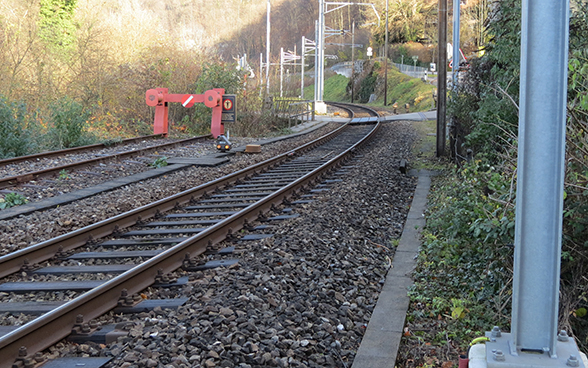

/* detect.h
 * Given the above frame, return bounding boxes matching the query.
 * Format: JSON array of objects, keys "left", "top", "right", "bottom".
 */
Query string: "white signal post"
[{"left": 280, "top": 48, "right": 302, "bottom": 97}]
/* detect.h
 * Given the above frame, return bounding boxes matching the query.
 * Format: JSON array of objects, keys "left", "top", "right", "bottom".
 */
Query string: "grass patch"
[
  {"left": 370, "top": 67, "right": 435, "bottom": 112},
  {"left": 303, "top": 73, "right": 351, "bottom": 102},
  {"left": 409, "top": 120, "right": 446, "bottom": 171},
  {"left": 302, "top": 66, "right": 435, "bottom": 114}
]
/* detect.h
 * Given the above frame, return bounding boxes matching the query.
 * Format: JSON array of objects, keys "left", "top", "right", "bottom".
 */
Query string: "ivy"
[
  {"left": 444, "top": 0, "right": 588, "bottom": 352},
  {"left": 448, "top": 0, "right": 521, "bottom": 162},
  {"left": 38, "top": 0, "right": 78, "bottom": 51},
  {"left": 408, "top": 161, "right": 515, "bottom": 350}
]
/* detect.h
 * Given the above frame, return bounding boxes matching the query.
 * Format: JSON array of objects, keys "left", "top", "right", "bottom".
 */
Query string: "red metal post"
[
  {"left": 146, "top": 88, "right": 169, "bottom": 136},
  {"left": 207, "top": 88, "right": 225, "bottom": 138}
]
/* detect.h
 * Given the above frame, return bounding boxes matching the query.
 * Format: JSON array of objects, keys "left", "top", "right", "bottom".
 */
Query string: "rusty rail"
[
  {"left": 0, "top": 135, "right": 211, "bottom": 189},
  {"left": 0, "top": 134, "right": 167, "bottom": 166},
  {"left": 0, "top": 104, "right": 380, "bottom": 366}
]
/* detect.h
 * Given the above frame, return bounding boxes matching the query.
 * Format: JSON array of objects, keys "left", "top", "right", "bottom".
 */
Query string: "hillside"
[{"left": 302, "top": 63, "right": 434, "bottom": 112}]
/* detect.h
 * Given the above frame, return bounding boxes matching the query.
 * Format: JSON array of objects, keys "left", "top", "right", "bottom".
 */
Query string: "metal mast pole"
[
  {"left": 384, "top": 0, "right": 388, "bottom": 106},
  {"left": 294, "top": 44, "right": 297, "bottom": 97},
  {"left": 317, "top": 0, "right": 325, "bottom": 102},
  {"left": 483, "top": 1, "right": 584, "bottom": 367},
  {"left": 436, "top": 0, "right": 447, "bottom": 157},
  {"left": 301, "top": 36, "right": 306, "bottom": 99},
  {"left": 512, "top": 0, "right": 569, "bottom": 355},
  {"left": 314, "top": 20, "right": 319, "bottom": 101},
  {"left": 259, "top": 53, "right": 263, "bottom": 95},
  {"left": 452, "top": 0, "right": 460, "bottom": 88},
  {"left": 266, "top": 0, "right": 271, "bottom": 95},
  {"left": 351, "top": 21, "right": 355, "bottom": 103}
]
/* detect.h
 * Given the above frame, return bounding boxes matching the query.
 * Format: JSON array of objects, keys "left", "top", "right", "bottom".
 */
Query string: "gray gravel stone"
[{"left": 9, "top": 120, "right": 418, "bottom": 367}]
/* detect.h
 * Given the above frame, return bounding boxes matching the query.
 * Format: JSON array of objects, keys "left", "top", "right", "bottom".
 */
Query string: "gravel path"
[{"left": 7, "top": 120, "right": 419, "bottom": 368}]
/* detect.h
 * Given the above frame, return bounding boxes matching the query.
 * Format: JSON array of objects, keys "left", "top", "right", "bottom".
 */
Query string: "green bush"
[
  {"left": 0, "top": 96, "right": 37, "bottom": 158},
  {"left": 358, "top": 72, "right": 377, "bottom": 103},
  {"left": 179, "top": 62, "right": 246, "bottom": 134},
  {"left": 47, "top": 97, "right": 96, "bottom": 149},
  {"left": 447, "top": 0, "right": 521, "bottom": 162},
  {"left": 409, "top": 160, "right": 515, "bottom": 349}
]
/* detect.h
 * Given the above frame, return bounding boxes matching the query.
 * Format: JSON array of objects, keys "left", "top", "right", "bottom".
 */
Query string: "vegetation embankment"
[
  {"left": 398, "top": 1, "right": 588, "bottom": 367},
  {"left": 303, "top": 64, "right": 435, "bottom": 112}
]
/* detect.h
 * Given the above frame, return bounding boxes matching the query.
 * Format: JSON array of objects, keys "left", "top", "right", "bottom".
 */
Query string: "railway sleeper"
[{"left": 0, "top": 120, "right": 378, "bottom": 367}]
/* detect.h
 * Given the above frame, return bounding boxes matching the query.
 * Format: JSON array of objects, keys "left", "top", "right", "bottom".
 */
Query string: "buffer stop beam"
[{"left": 145, "top": 88, "right": 236, "bottom": 140}]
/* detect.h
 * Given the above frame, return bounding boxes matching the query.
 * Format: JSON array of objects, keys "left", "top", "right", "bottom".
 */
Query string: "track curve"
[{"left": 0, "top": 114, "right": 382, "bottom": 367}]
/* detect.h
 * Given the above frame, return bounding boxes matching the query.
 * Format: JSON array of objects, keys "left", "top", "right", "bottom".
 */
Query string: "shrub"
[
  {"left": 0, "top": 96, "right": 37, "bottom": 158},
  {"left": 408, "top": 160, "right": 515, "bottom": 351},
  {"left": 46, "top": 97, "right": 97, "bottom": 149},
  {"left": 358, "top": 72, "right": 377, "bottom": 103}
]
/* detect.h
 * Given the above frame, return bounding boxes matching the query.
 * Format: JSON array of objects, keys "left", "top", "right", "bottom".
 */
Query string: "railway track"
[
  {"left": 326, "top": 102, "right": 381, "bottom": 122},
  {"left": 0, "top": 105, "right": 384, "bottom": 367},
  {"left": 0, "top": 134, "right": 211, "bottom": 190},
  {"left": 0, "top": 134, "right": 167, "bottom": 167}
]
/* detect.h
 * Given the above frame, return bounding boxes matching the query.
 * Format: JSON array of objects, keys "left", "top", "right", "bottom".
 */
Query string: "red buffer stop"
[{"left": 146, "top": 88, "right": 233, "bottom": 150}]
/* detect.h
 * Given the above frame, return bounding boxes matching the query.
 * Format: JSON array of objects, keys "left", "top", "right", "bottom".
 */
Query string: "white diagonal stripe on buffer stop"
[{"left": 182, "top": 95, "right": 194, "bottom": 107}]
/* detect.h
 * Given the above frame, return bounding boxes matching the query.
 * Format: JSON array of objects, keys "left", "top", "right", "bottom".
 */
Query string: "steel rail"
[
  {"left": 0, "top": 134, "right": 211, "bottom": 189},
  {"left": 326, "top": 101, "right": 380, "bottom": 119},
  {"left": 0, "top": 119, "right": 380, "bottom": 368},
  {"left": 0, "top": 124, "right": 348, "bottom": 279},
  {"left": 326, "top": 102, "right": 354, "bottom": 119},
  {"left": 0, "top": 134, "right": 168, "bottom": 166}
]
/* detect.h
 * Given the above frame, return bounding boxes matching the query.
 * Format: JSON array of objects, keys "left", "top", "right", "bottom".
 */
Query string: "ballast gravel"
[
  {"left": 0, "top": 126, "right": 336, "bottom": 255},
  {"left": 2, "top": 138, "right": 256, "bottom": 203},
  {"left": 2, "top": 120, "right": 418, "bottom": 367}
]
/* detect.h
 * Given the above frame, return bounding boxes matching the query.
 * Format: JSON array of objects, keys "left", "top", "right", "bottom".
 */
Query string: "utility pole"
[
  {"left": 384, "top": 0, "right": 388, "bottom": 106},
  {"left": 498, "top": 0, "right": 579, "bottom": 363},
  {"left": 259, "top": 53, "right": 263, "bottom": 96},
  {"left": 314, "top": 20, "right": 319, "bottom": 102},
  {"left": 317, "top": 0, "right": 325, "bottom": 106},
  {"left": 436, "top": 0, "right": 447, "bottom": 157},
  {"left": 316, "top": 1, "right": 379, "bottom": 112},
  {"left": 479, "top": 1, "right": 586, "bottom": 367},
  {"left": 301, "top": 36, "right": 306, "bottom": 99}
]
